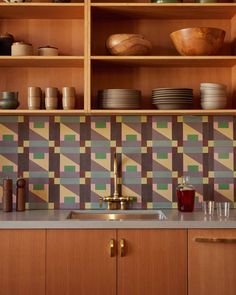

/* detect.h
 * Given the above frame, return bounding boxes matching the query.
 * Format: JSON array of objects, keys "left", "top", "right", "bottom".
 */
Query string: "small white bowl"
[
  {"left": 200, "top": 89, "right": 226, "bottom": 95},
  {"left": 201, "top": 97, "right": 227, "bottom": 103},
  {"left": 201, "top": 101, "right": 226, "bottom": 109},
  {"left": 200, "top": 83, "right": 226, "bottom": 89}
]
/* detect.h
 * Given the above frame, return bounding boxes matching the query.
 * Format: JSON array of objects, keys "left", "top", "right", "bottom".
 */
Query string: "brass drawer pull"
[
  {"left": 110, "top": 239, "right": 115, "bottom": 257},
  {"left": 194, "top": 237, "right": 236, "bottom": 244},
  {"left": 120, "top": 239, "right": 125, "bottom": 257}
]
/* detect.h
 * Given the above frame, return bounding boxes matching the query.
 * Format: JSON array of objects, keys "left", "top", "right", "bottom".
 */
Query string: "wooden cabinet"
[
  {"left": 117, "top": 229, "right": 187, "bottom": 295},
  {"left": 0, "top": 229, "right": 45, "bottom": 295},
  {"left": 188, "top": 229, "right": 236, "bottom": 295},
  {"left": 46, "top": 229, "right": 116, "bottom": 295},
  {"left": 46, "top": 229, "right": 187, "bottom": 295}
]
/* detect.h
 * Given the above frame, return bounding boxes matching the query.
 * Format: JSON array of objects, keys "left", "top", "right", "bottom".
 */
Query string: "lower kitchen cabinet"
[
  {"left": 188, "top": 229, "right": 236, "bottom": 295},
  {"left": 117, "top": 230, "right": 187, "bottom": 295},
  {"left": 46, "top": 229, "right": 117, "bottom": 295},
  {"left": 46, "top": 229, "right": 187, "bottom": 295},
  {"left": 0, "top": 229, "right": 46, "bottom": 295}
]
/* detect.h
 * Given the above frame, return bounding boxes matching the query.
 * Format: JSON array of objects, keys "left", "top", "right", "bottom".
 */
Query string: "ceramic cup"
[
  {"left": 62, "top": 87, "right": 76, "bottom": 110},
  {"left": 45, "top": 87, "right": 58, "bottom": 110},
  {"left": 27, "top": 87, "right": 42, "bottom": 110},
  {"left": 38, "top": 46, "right": 58, "bottom": 56},
  {"left": 11, "top": 42, "right": 33, "bottom": 56}
]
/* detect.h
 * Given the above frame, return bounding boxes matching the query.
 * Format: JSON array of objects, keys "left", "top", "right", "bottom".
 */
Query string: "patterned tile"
[{"left": 0, "top": 115, "right": 236, "bottom": 209}]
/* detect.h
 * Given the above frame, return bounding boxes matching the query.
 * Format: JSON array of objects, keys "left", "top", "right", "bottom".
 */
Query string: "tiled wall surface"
[{"left": 0, "top": 115, "right": 235, "bottom": 209}]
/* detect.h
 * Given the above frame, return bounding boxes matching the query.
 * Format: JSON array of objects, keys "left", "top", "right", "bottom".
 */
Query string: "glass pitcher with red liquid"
[{"left": 176, "top": 176, "right": 195, "bottom": 212}]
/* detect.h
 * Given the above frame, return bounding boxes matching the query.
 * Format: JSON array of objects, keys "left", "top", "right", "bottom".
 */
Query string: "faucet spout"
[{"left": 99, "top": 152, "right": 134, "bottom": 210}]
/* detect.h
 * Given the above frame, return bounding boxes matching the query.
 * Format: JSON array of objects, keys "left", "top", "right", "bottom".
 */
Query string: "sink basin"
[{"left": 67, "top": 211, "right": 166, "bottom": 221}]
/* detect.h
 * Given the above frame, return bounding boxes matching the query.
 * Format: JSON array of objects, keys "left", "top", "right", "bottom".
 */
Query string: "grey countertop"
[{"left": 0, "top": 209, "right": 236, "bottom": 229}]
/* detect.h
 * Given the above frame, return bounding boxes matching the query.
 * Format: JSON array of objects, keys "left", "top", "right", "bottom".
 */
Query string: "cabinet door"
[
  {"left": 0, "top": 229, "right": 45, "bottom": 295},
  {"left": 189, "top": 229, "right": 236, "bottom": 295},
  {"left": 117, "top": 229, "right": 187, "bottom": 295},
  {"left": 46, "top": 229, "right": 116, "bottom": 295}
]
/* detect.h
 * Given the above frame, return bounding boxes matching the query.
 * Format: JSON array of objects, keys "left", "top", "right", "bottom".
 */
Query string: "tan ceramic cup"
[
  {"left": 11, "top": 42, "right": 33, "bottom": 56},
  {"left": 62, "top": 87, "right": 76, "bottom": 110},
  {"left": 27, "top": 87, "right": 42, "bottom": 110},
  {"left": 45, "top": 87, "right": 58, "bottom": 110},
  {"left": 38, "top": 46, "right": 58, "bottom": 56}
]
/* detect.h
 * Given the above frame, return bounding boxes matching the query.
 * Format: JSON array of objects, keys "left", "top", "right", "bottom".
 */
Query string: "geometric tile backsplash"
[{"left": 0, "top": 115, "right": 235, "bottom": 209}]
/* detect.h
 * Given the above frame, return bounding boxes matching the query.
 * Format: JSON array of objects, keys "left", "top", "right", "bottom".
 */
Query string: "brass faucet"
[{"left": 100, "top": 153, "right": 133, "bottom": 210}]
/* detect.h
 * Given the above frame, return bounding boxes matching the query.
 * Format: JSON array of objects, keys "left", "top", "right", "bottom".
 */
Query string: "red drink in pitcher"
[{"left": 176, "top": 177, "right": 195, "bottom": 212}]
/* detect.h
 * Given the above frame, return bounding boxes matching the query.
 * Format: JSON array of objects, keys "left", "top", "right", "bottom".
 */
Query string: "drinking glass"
[
  {"left": 202, "top": 201, "right": 215, "bottom": 216},
  {"left": 216, "top": 202, "right": 230, "bottom": 219}
]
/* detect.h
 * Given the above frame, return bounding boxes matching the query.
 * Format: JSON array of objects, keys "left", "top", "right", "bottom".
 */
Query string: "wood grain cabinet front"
[
  {"left": 0, "top": 229, "right": 46, "bottom": 295},
  {"left": 188, "top": 229, "right": 236, "bottom": 295},
  {"left": 46, "top": 229, "right": 187, "bottom": 295}
]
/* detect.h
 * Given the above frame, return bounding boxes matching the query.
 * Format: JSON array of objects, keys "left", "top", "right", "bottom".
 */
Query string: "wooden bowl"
[
  {"left": 170, "top": 27, "right": 226, "bottom": 56},
  {"left": 106, "top": 34, "right": 152, "bottom": 56}
]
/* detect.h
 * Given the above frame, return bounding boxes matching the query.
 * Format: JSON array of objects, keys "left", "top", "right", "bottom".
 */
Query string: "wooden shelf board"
[
  {"left": 0, "top": 56, "right": 84, "bottom": 67},
  {"left": 0, "top": 3, "right": 84, "bottom": 19},
  {"left": 91, "top": 56, "right": 236, "bottom": 67},
  {"left": 0, "top": 109, "right": 86, "bottom": 116},
  {"left": 90, "top": 109, "right": 236, "bottom": 115},
  {"left": 91, "top": 3, "right": 236, "bottom": 19}
]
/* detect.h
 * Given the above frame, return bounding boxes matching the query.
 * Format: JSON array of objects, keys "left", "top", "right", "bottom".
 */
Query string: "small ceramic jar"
[
  {"left": 62, "top": 87, "right": 76, "bottom": 110},
  {"left": 0, "top": 92, "right": 19, "bottom": 109},
  {"left": 45, "top": 87, "right": 58, "bottom": 110},
  {"left": 38, "top": 46, "right": 58, "bottom": 56},
  {"left": 11, "top": 42, "right": 33, "bottom": 56},
  {"left": 0, "top": 33, "right": 14, "bottom": 55},
  {"left": 27, "top": 87, "right": 42, "bottom": 110}
]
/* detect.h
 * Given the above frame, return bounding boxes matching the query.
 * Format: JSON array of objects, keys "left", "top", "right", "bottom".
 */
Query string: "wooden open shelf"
[
  {"left": 0, "top": 56, "right": 84, "bottom": 67},
  {"left": 91, "top": 56, "right": 236, "bottom": 67},
  {"left": 0, "top": 110, "right": 86, "bottom": 116},
  {"left": 91, "top": 3, "right": 236, "bottom": 20},
  {"left": 0, "top": 3, "right": 84, "bottom": 19},
  {"left": 0, "top": 3, "right": 236, "bottom": 116},
  {"left": 90, "top": 109, "right": 236, "bottom": 116}
]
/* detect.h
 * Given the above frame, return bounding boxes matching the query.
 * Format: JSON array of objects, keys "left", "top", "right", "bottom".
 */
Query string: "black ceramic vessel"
[{"left": 0, "top": 33, "right": 14, "bottom": 56}]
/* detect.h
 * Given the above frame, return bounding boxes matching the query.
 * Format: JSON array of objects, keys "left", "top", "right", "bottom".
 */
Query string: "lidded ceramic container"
[
  {"left": 11, "top": 41, "right": 33, "bottom": 56},
  {"left": 0, "top": 33, "right": 14, "bottom": 55},
  {"left": 38, "top": 46, "right": 58, "bottom": 56}
]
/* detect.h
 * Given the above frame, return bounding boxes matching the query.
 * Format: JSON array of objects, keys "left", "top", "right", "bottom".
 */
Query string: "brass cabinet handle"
[
  {"left": 120, "top": 239, "right": 125, "bottom": 257},
  {"left": 194, "top": 237, "right": 236, "bottom": 244},
  {"left": 110, "top": 239, "right": 115, "bottom": 257}
]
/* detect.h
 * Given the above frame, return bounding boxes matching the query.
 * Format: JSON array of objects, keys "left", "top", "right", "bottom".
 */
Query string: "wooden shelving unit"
[{"left": 1, "top": 2, "right": 236, "bottom": 115}]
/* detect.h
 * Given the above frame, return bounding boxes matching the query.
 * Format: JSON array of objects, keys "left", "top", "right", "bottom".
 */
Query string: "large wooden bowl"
[
  {"left": 106, "top": 34, "right": 152, "bottom": 56},
  {"left": 170, "top": 27, "right": 226, "bottom": 56}
]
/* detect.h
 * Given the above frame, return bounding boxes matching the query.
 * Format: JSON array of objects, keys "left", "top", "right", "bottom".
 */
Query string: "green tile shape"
[
  {"left": 157, "top": 183, "right": 168, "bottom": 190},
  {"left": 33, "top": 184, "right": 44, "bottom": 190},
  {"left": 33, "top": 152, "right": 44, "bottom": 159},
  {"left": 95, "top": 183, "right": 106, "bottom": 190},
  {"left": 218, "top": 183, "right": 229, "bottom": 190},
  {"left": 34, "top": 122, "right": 44, "bottom": 128},
  {"left": 157, "top": 122, "right": 167, "bottom": 128},
  {"left": 218, "top": 122, "right": 228, "bottom": 128},
  {"left": 2, "top": 166, "right": 14, "bottom": 173},
  {"left": 188, "top": 165, "right": 199, "bottom": 172},
  {"left": 64, "top": 135, "right": 75, "bottom": 141},
  {"left": 187, "top": 135, "right": 198, "bottom": 141},
  {"left": 64, "top": 196, "right": 76, "bottom": 204},
  {"left": 64, "top": 166, "right": 76, "bottom": 172},
  {"left": 126, "top": 134, "right": 137, "bottom": 141},
  {"left": 95, "top": 122, "right": 106, "bottom": 128},
  {"left": 95, "top": 152, "right": 106, "bottom": 159},
  {"left": 3, "top": 135, "right": 14, "bottom": 141},
  {"left": 126, "top": 165, "right": 137, "bottom": 172},
  {"left": 218, "top": 152, "right": 229, "bottom": 159},
  {"left": 157, "top": 152, "right": 168, "bottom": 159}
]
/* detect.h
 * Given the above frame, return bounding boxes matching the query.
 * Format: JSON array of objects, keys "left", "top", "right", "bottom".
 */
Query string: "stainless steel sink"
[{"left": 67, "top": 211, "right": 166, "bottom": 221}]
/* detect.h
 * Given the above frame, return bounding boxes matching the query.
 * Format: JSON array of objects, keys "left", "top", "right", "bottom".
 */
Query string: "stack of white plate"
[
  {"left": 98, "top": 89, "right": 141, "bottom": 109},
  {"left": 200, "top": 83, "right": 227, "bottom": 110},
  {"left": 152, "top": 88, "right": 193, "bottom": 110}
]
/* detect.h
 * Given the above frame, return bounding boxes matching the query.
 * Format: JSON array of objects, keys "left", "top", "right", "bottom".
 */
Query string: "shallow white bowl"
[{"left": 201, "top": 101, "right": 226, "bottom": 109}]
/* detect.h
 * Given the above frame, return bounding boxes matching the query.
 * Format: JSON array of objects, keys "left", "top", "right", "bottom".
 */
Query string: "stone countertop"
[{"left": 0, "top": 209, "right": 236, "bottom": 229}]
